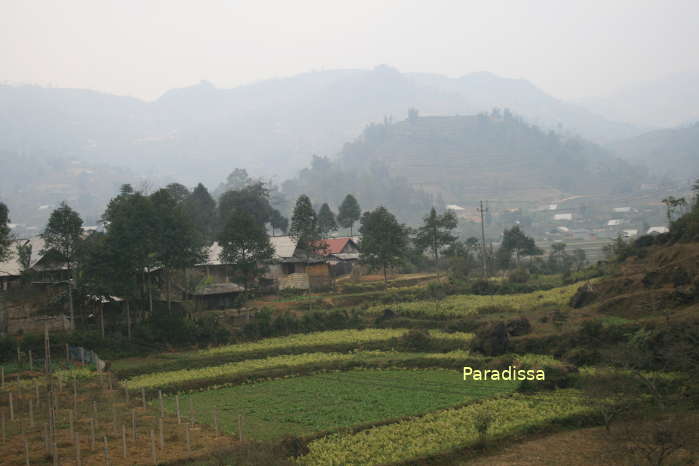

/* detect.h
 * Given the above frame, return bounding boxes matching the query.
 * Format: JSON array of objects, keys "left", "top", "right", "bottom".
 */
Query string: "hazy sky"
[{"left": 2, "top": 0, "right": 698, "bottom": 101}]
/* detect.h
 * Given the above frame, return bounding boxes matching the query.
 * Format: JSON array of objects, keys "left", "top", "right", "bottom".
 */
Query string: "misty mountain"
[
  {"left": 284, "top": 112, "right": 647, "bottom": 214},
  {"left": 608, "top": 122, "right": 699, "bottom": 181},
  {"left": 0, "top": 151, "right": 134, "bottom": 234},
  {"left": 1, "top": 66, "right": 641, "bottom": 189},
  {"left": 577, "top": 71, "right": 699, "bottom": 128}
]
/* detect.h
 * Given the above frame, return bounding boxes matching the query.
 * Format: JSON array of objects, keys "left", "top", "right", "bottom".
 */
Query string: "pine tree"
[
  {"left": 0, "top": 202, "right": 11, "bottom": 262},
  {"left": 289, "top": 195, "right": 322, "bottom": 254},
  {"left": 337, "top": 194, "right": 361, "bottom": 236},
  {"left": 359, "top": 206, "right": 408, "bottom": 284},
  {"left": 183, "top": 183, "right": 217, "bottom": 242},
  {"left": 317, "top": 203, "right": 338, "bottom": 238},
  {"left": 414, "top": 207, "right": 457, "bottom": 274}
]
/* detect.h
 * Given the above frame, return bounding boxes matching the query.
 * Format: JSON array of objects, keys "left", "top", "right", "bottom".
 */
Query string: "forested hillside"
[{"left": 285, "top": 112, "right": 647, "bottom": 211}]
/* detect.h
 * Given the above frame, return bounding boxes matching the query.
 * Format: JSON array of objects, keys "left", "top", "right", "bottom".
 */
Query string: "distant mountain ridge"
[
  {"left": 577, "top": 71, "right": 699, "bottom": 128},
  {"left": 0, "top": 66, "right": 643, "bottom": 188},
  {"left": 608, "top": 122, "right": 699, "bottom": 181}
]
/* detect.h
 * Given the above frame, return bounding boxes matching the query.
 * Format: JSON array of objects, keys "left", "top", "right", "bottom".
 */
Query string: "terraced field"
[
  {"left": 367, "top": 282, "right": 582, "bottom": 319},
  {"left": 162, "top": 368, "right": 518, "bottom": 441}
]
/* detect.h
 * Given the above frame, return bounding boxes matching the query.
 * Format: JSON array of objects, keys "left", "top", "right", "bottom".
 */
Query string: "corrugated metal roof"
[
  {"left": 0, "top": 237, "right": 47, "bottom": 277},
  {"left": 201, "top": 236, "right": 298, "bottom": 265}
]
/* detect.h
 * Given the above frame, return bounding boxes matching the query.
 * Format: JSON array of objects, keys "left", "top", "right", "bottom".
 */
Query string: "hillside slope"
[
  {"left": 308, "top": 113, "right": 646, "bottom": 204},
  {"left": 608, "top": 123, "right": 699, "bottom": 181}
]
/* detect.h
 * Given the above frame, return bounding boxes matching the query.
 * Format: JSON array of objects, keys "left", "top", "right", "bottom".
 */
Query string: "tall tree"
[
  {"left": 218, "top": 209, "right": 274, "bottom": 291},
  {"left": 317, "top": 203, "right": 338, "bottom": 238},
  {"left": 269, "top": 209, "right": 289, "bottom": 236},
  {"left": 337, "top": 194, "right": 361, "bottom": 236},
  {"left": 218, "top": 182, "right": 273, "bottom": 231},
  {"left": 42, "top": 202, "right": 83, "bottom": 329},
  {"left": 359, "top": 206, "right": 409, "bottom": 284},
  {"left": 414, "top": 207, "right": 457, "bottom": 274},
  {"left": 102, "top": 190, "right": 159, "bottom": 312},
  {"left": 0, "top": 202, "right": 11, "bottom": 262},
  {"left": 183, "top": 183, "right": 217, "bottom": 242},
  {"left": 289, "top": 195, "right": 322, "bottom": 255},
  {"left": 165, "top": 183, "right": 191, "bottom": 204},
  {"left": 151, "top": 189, "right": 206, "bottom": 310},
  {"left": 499, "top": 225, "right": 542, "bottom": 267}
]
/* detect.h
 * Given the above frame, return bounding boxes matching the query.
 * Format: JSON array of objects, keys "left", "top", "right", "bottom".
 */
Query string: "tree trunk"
[
  {"left": 67, "top": 279, "right": 75, "bottom": 331},
  {"left": 125, "top": 301, "right": 131, "bottom": 340},
  {"left": 100, "top": 303, "right": 105, "bottom": 338},
  {"left": 167, "top": 269, "right": 172, "bottom": 313},
  {"left": 148, "top": 274, "right": 153, "bottom": 315}
]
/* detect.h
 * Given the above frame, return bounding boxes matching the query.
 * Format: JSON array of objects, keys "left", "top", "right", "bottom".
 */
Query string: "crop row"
[
  {"left": 367, "top": 282, "right": 581, "bottom": 319},
  {"left": 113, "top": 329, "right": 473, "bottom": 378},
  {"left": 124, "top": 350, "right": 486, "bottom": 392},
  {"left": 297, "top": 389, "right": 596, "bottom": 465}
]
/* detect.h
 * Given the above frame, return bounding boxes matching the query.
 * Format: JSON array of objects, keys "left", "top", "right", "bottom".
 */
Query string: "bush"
[
  {"left": 398, "top": 329, "right": 433, "bottom": 351},
  {"left": 469, "top": 279, "right": 500, "bottom": 295},
  {"left": 506, "top": 317, "right": 531, "bottom": 336},
  {"left": 470, "top": 322, "right": 509, "bottom": 356},
  {"left": 507, "top": 268, "right": 530, "bottom": 284}
]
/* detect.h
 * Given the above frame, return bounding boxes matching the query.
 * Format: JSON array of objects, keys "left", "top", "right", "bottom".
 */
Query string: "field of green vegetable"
[
  {"left": 368, "top": 282, "right": 582, "bottom": 319},
  {"left": 297, "top": 389, "right": 597, "bottom": 465},
  {"left": 161, "top": 368, "right": 518, "bottom": 441}
]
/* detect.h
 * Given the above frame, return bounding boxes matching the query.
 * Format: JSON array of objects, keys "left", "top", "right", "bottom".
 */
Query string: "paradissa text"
[{"left": 463, "top": 366, "right": 545, "bottom": 381}]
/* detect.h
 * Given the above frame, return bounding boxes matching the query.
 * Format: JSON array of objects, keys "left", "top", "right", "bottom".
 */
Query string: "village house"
[{"left": 313, "top": 237, "right": 360, "bottom": 277}]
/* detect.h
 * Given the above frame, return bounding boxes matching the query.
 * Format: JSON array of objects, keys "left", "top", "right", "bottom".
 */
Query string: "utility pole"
[{"left": 478, "top": 201, "right": 488, "bottom": 278}]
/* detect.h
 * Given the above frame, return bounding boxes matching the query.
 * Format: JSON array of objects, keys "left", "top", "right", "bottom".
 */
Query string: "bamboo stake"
[
  {"left": 68, "top": 409, "right": 74, "bottom": 439},
  {"left": 73, "top": 377, "right": 77, "bottom": 411},
  {"left": 103, "top": 435, "right": 110, "bottom": 466},
  {"left": 185, "top": 423, "right": 191, "bottom": 453},
  {"left": 75, "top": 432, "right": 81, "bottom": 466},
  {"left": 150, "top": 429, "right": 157, "bottom": 464},
  {"left": 141, "top": 388, "right": 146, "bottom": 408},
  {"left": 131, "top": 409, "right": 136, "bottom": 442},
  {"left": 65, "top": 343, "right": 69, "bottom": 362},
  {"left": 90, "top": 418, "right": 95, "bottom": 450},
  {"left": 1, "top": 411, "right": 5, "bottom": 444},
  {"left": 43, "top": 423, "right": 49, "bottom": 452},
  {"left": 158, "top": 417, "right": 164, "bottom": 449},
  {"left": 213, "top": 408, "right": 218, "bottom": 436},
  {"left": 9, "top": 392, "right": 14, "bottom": 421},
  {"left": 29, "top": 350, "right": 33, "bottom": 371},
  {"left": 53, "top": 441, "right": 58, "bottom": 466},
  {"left": 24, "top": 436, "right": 30, "bottom": 465},
  {"left": 34, "top": 380, "right": 39, "bottom": 408},
  {"left": 122, "top": 425, "right": 127, "bottom": 458},
  {"left": 29, "top": 398, "right": 34, "bottom": 428},
  {"left": 1, "top": 366, "right": 4, "bottom": 387},
  {"left": 238, "top": 415, "right": 243, "bottom": 442},
  {"left": 176, "top": 395, "right": 181, "bottom": 423},
  {"left": 112, "top": 403, "right": 117, "bottom": 433},
  {"left": 93, "top": 401, "right": 99, "bottom": 429},
  {"left": 159, "top": 390, "right": 164, "bottom": 418},
  {"left": 189, "top": 397, "right": 194, "bottom": 423}
]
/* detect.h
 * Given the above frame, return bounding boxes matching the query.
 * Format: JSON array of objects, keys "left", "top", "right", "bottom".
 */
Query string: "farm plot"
[
  {"left": 368, "top": 282, "right": 581, "bottom": 319},
  {"left": 161, "top": 369, "right": 519, "bottom": 441},
  {"left": 297, "top": 389, "right": 597, "bottom": 466},
  {"left": 124, "top": 350, "right": 487, "bottom": 392},
  {"left": 112, "top": 329, "right": 473, "bottom": 377}
]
